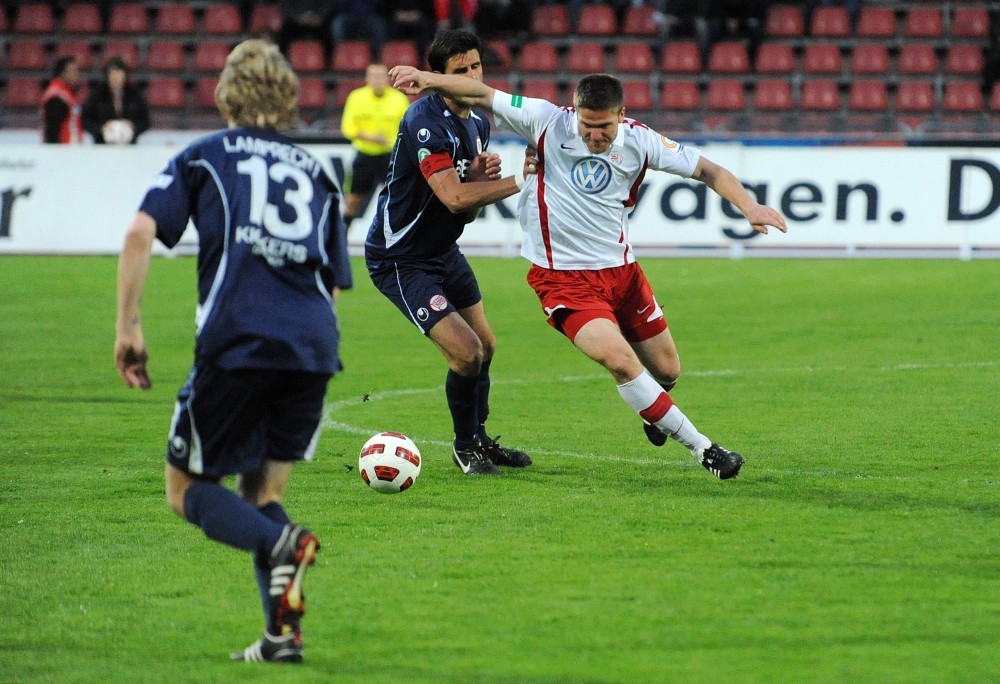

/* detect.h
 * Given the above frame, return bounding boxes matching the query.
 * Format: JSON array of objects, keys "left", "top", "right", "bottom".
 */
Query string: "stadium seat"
[
  {"left": 146, "top": 41, "right": 186, "bottom": 72},
  {"left": 810, "top": 7, "right": 850, "bottom": 38},
  {"left": 381, "top": 40, "right": 419, "bottom": 68},
  {"left": 155, "top": 4, "right": 196, "bottom": 34},
  {"left": 800, "top": 80, "right": 840, "bottom": 111},
  {"left": 7, "top": 40, "right": 48, "bottom": 71},
  {"left": 288, "top": 40, "right": 327, "bottom": 72},
  {"left": 518, "top": 42, "right": 559, "bottom": 73},
  {"left": 850, "top": 44, "right": 890, "bottom": 75},
  {"left": 706, "top": 79, "right": 745, "bottom": 110},
  {"left": 108, "top": 3, "right": 149, "bottom": 34},
  {"left": 522, "top": 79, "right": 560, "bottom": 103},
  {"left": 614, "top": 42, "right": 654, "bottom": 74},
  {"left": 333, "top": 78, "right": 365, "bottom": 108},
  {"left": 101, "top": 41, "right": 139, "bottom": 70},
  {"left": 802, "top": 44, "right": 842, "bottom": 75},
  {"left": 754, "top": 79, "right": 793, "bottom": 111},
  {"left": 660, "top": 79, "right": 701, "bottom": 111},
  {"left": 13, "top": 4, "right": 54, "bottom": 33},
  {"left": 62, "top": 3, "right": 102, "bottom": 34},
  {"left": 202, "top": 4, "right": 243, "bottom": 35},
  {"left": 249, "top": 4, "right": 282, "bottom": 35},
  {"left": 764, "top": 4, "right": 804, "bottom": 38},
  {"left": 194, "top": 77, "right": 221, "bottom": 109},
  {"left": 896, "top": 81, "right": 935, "bottom": 113},
  {"left": 530, "top": 5, "right": 568, "bottom": 36},
  {"left": 621, "top": 79, "right": 653, "bottom": 111},
  {"left": 3, "top": 77, "right": 43, "bottom": 108},
  {"left": 942, "top": 81, "right": 983, "bottom": 113},
  {"left": 331, "top": 40, "right": 370, "bottom": 72},
  {"left": 660, "top": 42, "right": 702, "bottom": 74},
  {"left": 567, "top": 44, "right": 606, "bottom": 73},
  {"left": 54, "top": 41, "right": 93, "bottom": 71},
  {"left": 951, "top": 7, "right": 989, "bottom": 40},
  {"left": 991, "top": 83, "right": 1000, "bottom": 112},
  {"left": 904, "top": 8, "right": 942, "bottom": 39},
  {"left": 485, "top": 77, "right": 513, "bottom": 94},
  {"left": 194, "top": 42, "right": 231, "bottom": 73},
  {"left": 298, "top": 76, "right": 327, "bottom": 109},
  {"left": 146, "top": 76, "right": 186, "bottom": 109},
  {"left": 848, "top": 80, "right": 888, "bottom": 112},
  {"left": 944, "top": 45, "right": 984, "bottom": 77},
  {"left": 755, "top": 43, "right": 795, "bottom": 74},
  {"left": 622, "top": 5, "right": 657, "bottom": 37},
  {"left": 485, "top": 41, "right": 512, "bottom": 72},
  {"left": 576, "top": 4, "right": 617, "bottom": 35},
  {"left": 707, "top": 41, "right": 750, "bottom": 73},
  {"left": 855, "top": 7, "right": 895, "bottom": 39},
  {"left": 897, "top": 44, "right": 937, "bottom": 75},
  {"left": 0, "top": 5, "right": 7, "bottom": 32}
]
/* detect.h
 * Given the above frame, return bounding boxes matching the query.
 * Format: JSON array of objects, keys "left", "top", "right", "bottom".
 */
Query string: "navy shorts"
[
  {"left": 367, "top": 247, "right": 482, "bottom": 335},
  {"left": 166, "top": 362, "right": 331, "bottom": 479}
]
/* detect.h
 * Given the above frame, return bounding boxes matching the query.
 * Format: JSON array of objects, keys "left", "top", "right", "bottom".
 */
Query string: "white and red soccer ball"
[{"left": 358, "top": 432, "right": 422, "bottom": 493}]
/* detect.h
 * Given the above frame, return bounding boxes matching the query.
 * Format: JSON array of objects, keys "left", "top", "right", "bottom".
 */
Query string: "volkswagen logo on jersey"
[{"left": 571, "top": 158, "right": 612, "bottom": 194}]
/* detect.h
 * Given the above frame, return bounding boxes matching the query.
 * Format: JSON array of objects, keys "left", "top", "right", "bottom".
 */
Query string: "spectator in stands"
[
  {"left": 276, "top": 0, "right": 334, "bottom": 53},
  {"left": 82, "top": 57, "right": 150, "bottom": 145},
  {"left": 339, "top": 63, "right": 410, "bottom": 230},
  {"left": 390, "top": 0, "right": 437, "bottom": 57},
  {"left": 475, "top": 0, "right": 532, "bottom": 38},
  {"left": 658, "top": 0, "right": 711, "bottom": 55},
  {"left": 706, "top": 0, "right": 768, "bottom": 59},
  {"left": 41, "top": 56, "right": 85, "bottom": 144},
  {"left": 331, "top": 0, "right": 390, "bottom": 59},
  {"left": 434, "top": 0, "right": 477, "bottom": 32}
]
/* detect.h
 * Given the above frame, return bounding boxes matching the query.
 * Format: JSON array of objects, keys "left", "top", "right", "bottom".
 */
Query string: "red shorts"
[{"left": 526, "top": 262, "right": 668, "bottom": 342}]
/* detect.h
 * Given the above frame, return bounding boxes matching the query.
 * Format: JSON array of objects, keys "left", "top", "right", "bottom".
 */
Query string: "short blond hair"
[{"left": 215, "top": 39, "right": 299, "bottom": 130}]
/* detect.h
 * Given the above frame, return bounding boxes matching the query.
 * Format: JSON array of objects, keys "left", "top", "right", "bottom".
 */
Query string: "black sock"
[
  {"left": 254, "top": 501, "right": 292, "bottom": 633},
  {"left": 475, "top": 358, "right": 492, "bottom": 443},
  {"left": 446, "top": 369, "right": 479, "bottom": 449}
]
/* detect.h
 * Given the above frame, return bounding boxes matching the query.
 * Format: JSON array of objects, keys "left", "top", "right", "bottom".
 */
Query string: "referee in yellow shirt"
[{"left": 340, "top": 63, "right": 411, "bottom": 230}]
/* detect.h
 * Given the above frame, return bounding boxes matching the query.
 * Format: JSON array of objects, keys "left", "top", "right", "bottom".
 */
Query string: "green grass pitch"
[{"left": 1, "top": 255, "right": 998, "bottom": 683}]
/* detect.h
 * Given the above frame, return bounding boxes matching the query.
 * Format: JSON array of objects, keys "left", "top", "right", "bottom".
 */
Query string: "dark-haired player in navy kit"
[
  {"left": 366, "top": 29, "right": 535, "bottom": 476},
  {"left": 115, "top": 40, "right": 351, "bottom": 664}
]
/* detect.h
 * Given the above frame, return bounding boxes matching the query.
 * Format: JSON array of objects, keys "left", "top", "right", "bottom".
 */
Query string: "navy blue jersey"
[
  {"left": 365, "top": 93, "right": 490, "bottom": 263},
  {"left": 139, "top": 127, "right": 352, "bottom": 373}
]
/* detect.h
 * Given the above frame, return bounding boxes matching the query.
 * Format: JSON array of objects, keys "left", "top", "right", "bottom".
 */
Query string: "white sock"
[{"left": 616, "top": 371, "right": 711, "bottom": 453}]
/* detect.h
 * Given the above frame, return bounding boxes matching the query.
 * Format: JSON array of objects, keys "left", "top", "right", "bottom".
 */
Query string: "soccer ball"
[
  {"left": 102, "top": 119, "right": 134, "bottom": 145},
  {"left": 358, "top": 432, "right": 421, "bottom": 493}
]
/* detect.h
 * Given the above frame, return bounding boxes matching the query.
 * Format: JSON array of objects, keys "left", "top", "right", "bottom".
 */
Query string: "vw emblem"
[{"left": 570, "top": 157, "right": 612, "bottom": 194}]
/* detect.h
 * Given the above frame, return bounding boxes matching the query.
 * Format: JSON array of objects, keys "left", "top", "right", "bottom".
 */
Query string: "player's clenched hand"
[
  {"left": 468, "top": 152, "right": 502, "bottom": 182},
  {"left": 389, "top": 65, "right": 430, "bottom": 95},
  {"left": 115, "top": 341, "right": 152, "bottom": 389},
  {"left": 745, "top": 204, "right": 788, "bottom": 236},
  {"left": 523, "top": 145, "right": 539, "bottom": 177}
]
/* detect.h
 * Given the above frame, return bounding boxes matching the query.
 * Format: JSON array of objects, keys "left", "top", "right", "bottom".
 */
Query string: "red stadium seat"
[
  {"left": 706, "top": 79, "right": 745, "bottom": 110},
  {"left": 800, "top": 80, "right": 840, "bottom": 111},
  {"left": 522, "top": 79, "right": 560, "bottom": 103},
  {"left": 331, "top": 40, "right": 370, "bottom": 72},
  {"left": 518, "top": 42, "right": 559, "bottom": 73},
  {"left": 707, "top": 41, "right": 749, "bottom": 73},
  {"left": 202, "top": 4, "right": 243, "bottom": 34},
  {"left": 944, "top": 45, "right": 984, "bottom": 77},
  {"left": 155, "top": 4, "right": 196, "bottom": 34},
  {"left": 754, "top": 79, "right": 793, "bottom": 111},
  {"left": 530, "top": 5, "right": 568, "bottom": 36},
  {"left": 576, "top": 4, "right": 617, "bottom": 35},
  {"left": 195, "top": 77, "right": 220, "bottom": 108},
  {"left": 896, "top": 81, "right": 935, "bottom": 113},
  {"left": 567, "top": 43, "right": 606, "bottom": 73},
  {"left": 7, "top": 41, "right": 48, "bottom": 71},
  {"left": 289, "top": 40, "right": 328, "bottom": 72},
  {"left": 991, "top": 83, "right": 1000, "bottom": 113},
  {"left": 54, "top": 41, "right": 93, "bottom": 71},
  {"left": 485, "top": 77, "right": 513, "bottom": 94},
  {"left": 101, "top": 41, "right": 139, "bottom": 70},
  {"left": 850, "top": 44, "right": 890, "bottom": 75},
  {"left": 848, "top": 80, "right": 888, "bottom": 112},
  {"left": 855, "top": 7, "right": 895, "bottom": 38},
  {"left": 622, "top": 5, "right": 657, "bottom": 37},
  {"left": 3, "top": 77, "right": 43, "bottom": 108},
  {"left": 485, "top": 41, "right": 512, "bottom": 72},
  {"left": 333, "top": 78, "right": 364, "bottom": 108},
  {"left": 897, "top": 44, "right": 937, "bottom": 75},
  {"left": 951, "top": 7, "right": 989, "bottom": 40},
  {"left": 108, "top": 3, "right": 149, "bottom": 34},
  {"left": 802, "top": 44, "right": 842, "bottom": 75},
  {"left": 14, "top": 4, "right": 54, "bottom": 33},
  {"left": 622, "top": 79, "right": 653, "bottom": 111},
  {"left": 146, "top": 41, "right": 186, "bottom": 72},
  {"left": 249, "top": 4, "right": 282, "bottom": 35},
  {"left": 381, "top": 40, "right": 420, "bottom": 68},
  {"left": 904, "top": 8, "right": 942, "bottom": 39},
  {"left": 194, "top": 42, "right": 231, "bottom": 73},
  {"left": 755, "top": 43, "right": 795, "bottom": 74},
  {"left": 146, "top": 76, "right": 186, "bottom": 109},
  {"left": 63, "top": 3, "right": 102, "bottom": 33},
  {"left": 0, "top": 5, "right": 7, "bottom": 32},
  {"left": 298, "top": 77, "right": 327, "bottom": 109},
  {"left": 942, "top": 81, "right": 983, "bottom": 113},
  {"left": 660, "top": 42, "right": 702, "bottom": 74},
  {"left": 765, "top": 4, "right": 804, "bottom": 38},
  {"left": 810, "top": 7, "right": 850, "bottom": 38},
  {"left": 614, "top": 42, "right": 654, "bottom": 74},
  {"left": 660, "top": 79, "right": 701, "bottom": 111}
]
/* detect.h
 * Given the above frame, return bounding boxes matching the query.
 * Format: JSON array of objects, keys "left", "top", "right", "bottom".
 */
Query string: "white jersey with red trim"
[{"left": 492, "top": 90, "right": 702, "bottom": 270}]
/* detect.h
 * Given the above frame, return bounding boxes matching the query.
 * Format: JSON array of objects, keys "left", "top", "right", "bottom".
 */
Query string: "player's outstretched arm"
[
  {"left": 115, "top": 211, "right": 156, "bottom": 389},
  {"left": 693, "top": 157, "right": 788, "bottom": 236},
  {"left": 390, "top": 66, "right": 496, "bottom": 111}
]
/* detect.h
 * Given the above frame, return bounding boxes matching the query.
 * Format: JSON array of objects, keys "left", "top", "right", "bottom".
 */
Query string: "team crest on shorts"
[{"left": 429, "top": 295, "right": 448, "bottom": 311}]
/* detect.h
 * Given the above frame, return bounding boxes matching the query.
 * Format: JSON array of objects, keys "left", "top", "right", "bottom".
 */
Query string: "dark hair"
[
  {"left": 426, "top": 29, "right": 482, "bottom": 73},
  {"left": 104, "top": 56, "right": 129, "bottom": 77},
  {"left": 574, "top": 74, "right": 624, "bottom": 111},
  {"left": 53, "top": 56, "right": 77, "bottom": 80}
]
